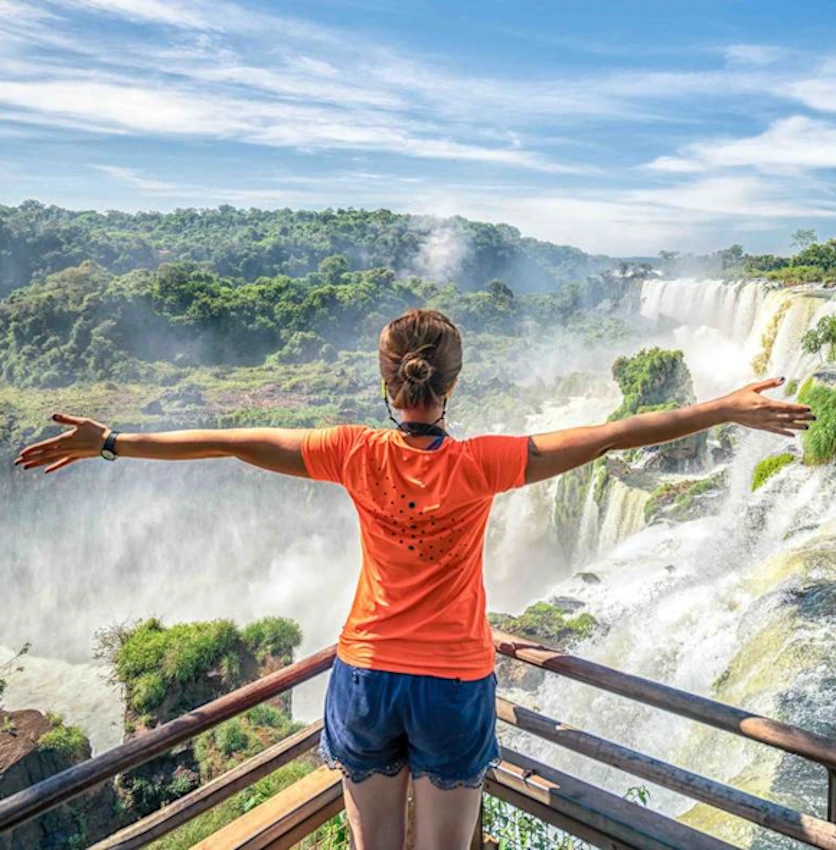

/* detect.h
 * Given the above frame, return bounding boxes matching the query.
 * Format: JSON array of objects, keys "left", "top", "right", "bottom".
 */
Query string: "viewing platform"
[{"left": 3, "top": 631, "right": 836, "bottom": 849}]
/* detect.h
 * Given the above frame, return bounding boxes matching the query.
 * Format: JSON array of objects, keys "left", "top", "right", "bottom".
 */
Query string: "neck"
[{"left": 398, "top": 404, "right": 445, "bottom": 425}]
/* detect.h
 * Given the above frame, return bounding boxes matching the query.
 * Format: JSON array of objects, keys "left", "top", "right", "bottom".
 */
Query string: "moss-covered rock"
[
  {"left": 609, "top": 348, "right": 694, "bottom": 422},
  {"left": 102, "top": 616, "right": 301, "bottom": 726},
  {"left": 609, "top": 348, "right": 707, "bottom": 471},
  {"left": 37, "top": 713, "right": 90, "bottom": 762},
  {"left": 490, "top": 601, "right": 599, "bottom": 692},
  {"left": 489, "top": 601, "right": 598, "bottom": 646},
  {"left": 644, "top": 472, "right": 727, "bottom": 525},
  {"left": 751, "top": 453, "right": 795, "bottom": 491},
  {"left": 0, "top": 709, "right": 128, "bottom": 850},
  {"left": 798, "top": 372, "right": 836, "bottom": 465}
]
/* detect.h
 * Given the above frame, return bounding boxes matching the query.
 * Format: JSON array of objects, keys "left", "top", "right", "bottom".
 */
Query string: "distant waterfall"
[{"left": 596, "top": 478, "right": 650, "bottom": 554}]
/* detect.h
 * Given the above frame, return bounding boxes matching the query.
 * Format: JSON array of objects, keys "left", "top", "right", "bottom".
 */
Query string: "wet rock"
[
  {"left": 547, "top": 596, "right": 586, "bottom": 614},
  {"left": 141, "top": 399, "right": 164, "bottom": 415},
  {"left": 162, "top": 386, "right": 205, "bottom": 408},
  {"left": 577, "top": 572, "right": 602, "bottom": 584},
  {"left": 0, "top": 709, "right": 128, "bottom": 850}
]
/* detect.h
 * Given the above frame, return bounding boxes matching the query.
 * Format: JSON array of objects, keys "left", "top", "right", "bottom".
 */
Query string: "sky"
[{"left": 2, "top": 0, "right": 836, "bottom": 255}]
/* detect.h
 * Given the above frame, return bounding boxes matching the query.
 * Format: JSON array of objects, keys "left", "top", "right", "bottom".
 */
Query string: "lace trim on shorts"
[
  {"left": 410, "top": 755, "right": 501, "bottom": 790},
  {"left": 318, "top": 734, "right": 407, "bottom": 784}
]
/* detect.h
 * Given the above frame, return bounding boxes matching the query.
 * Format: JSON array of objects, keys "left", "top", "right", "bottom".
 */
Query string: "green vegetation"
[
  {"left": 0, "top": 257, "right": 596, "bottom": 390},
  {"left": 609, "top": 348, "right": 693, "bottom": 421},
  {"left": 801, "top": 315, "right": 836, "bottom": 363},
  {"left": 644, "top": 473, "right": 727, "bottom": 524},
  {"left": 489, "top": 602, "right": 597, "bottom": 647},
  {"left": 745, "top": 238, "right": 836, "bottom": 285},
  {"left": 798, "top": 378, "right": 836, "bottom": 465},
  {"left": 101, "top": 616, "right": 301, "bottom": 717},
  {"left": 194, "top": 709, "right": 302, "bottom": 778},
  {"left": 483, "top": 786, "right": 649, "bottom": 849},
  {"left": 148, "top": 759, "right": 316, "bottom": 850},
  {"left": 241, "top": 617, "right": 302, "bottom": 665},
  {"left": 785, "top": 379, "right": 799, "bottom": 396},
  {"left": 751, "top": 453, "right": 795, "bottom": 491},
  {"left": 37, "top": 714, "right": 91, "bottom": 761},
  {"left": 0, "top": 202, "right": 607, "bottom": 297}
]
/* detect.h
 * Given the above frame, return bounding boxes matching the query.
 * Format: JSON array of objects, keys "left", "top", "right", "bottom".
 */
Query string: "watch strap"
[{"left": 102, "top": 430, "right": 120, "bottom": 458}]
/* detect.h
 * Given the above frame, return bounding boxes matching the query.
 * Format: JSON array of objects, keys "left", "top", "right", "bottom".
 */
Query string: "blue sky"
[{"left": 2, "top": 0, "right": 836, "bottom": 255}]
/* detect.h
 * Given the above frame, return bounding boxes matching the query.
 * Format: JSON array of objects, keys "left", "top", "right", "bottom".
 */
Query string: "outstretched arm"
[
  {"left": 524, "top": 377, "right": 814, "bottom": 485},
  {"left": 14, "top": 414, "right": 309, "bottom": 477}
]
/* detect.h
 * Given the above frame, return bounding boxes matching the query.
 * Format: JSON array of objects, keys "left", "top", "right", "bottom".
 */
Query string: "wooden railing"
[{"left": 1, "top": 631, "right": 835, "bottom": 849}]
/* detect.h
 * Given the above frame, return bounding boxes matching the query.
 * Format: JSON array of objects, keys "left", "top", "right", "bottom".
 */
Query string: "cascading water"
[{"left": 506, "top": 277, "right": 836, "bottom": 849}]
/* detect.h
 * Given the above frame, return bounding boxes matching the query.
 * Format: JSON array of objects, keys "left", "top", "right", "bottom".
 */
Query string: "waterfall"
[
  {"left": 510, "top": 277, "right": 836, "bottom": 846},
  {"left": 595, "top": 478, "right": 650, "bottom": 556}
]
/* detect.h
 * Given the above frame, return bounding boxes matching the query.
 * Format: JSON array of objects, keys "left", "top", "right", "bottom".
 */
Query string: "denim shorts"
[{"left": 320, "top": 657, "right": 499, "bottom": 790}]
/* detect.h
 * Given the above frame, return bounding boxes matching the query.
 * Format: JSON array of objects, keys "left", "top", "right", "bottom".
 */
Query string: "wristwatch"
[{"left": 101, "top": 430, "right": 120, "bottom": 461}]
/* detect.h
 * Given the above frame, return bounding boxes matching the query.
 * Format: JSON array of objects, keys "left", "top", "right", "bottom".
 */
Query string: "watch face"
[{"left": 101, "top": 449, "right": 117, "bottom": 461}]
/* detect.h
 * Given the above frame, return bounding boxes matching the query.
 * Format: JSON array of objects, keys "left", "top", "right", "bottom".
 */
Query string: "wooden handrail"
[
  {"left": 190, "top": 766, "right": 342, "bottom": 850},
  {"left": 0, "top": 645, "right": 337, "bottom": 834},
  {"left": 490, "top": 749, "right": 737, "bottom": 850},
  {"left": 493, "top": 629, "right": 836, "bottom": 770},
  {"left": 5, "top": 632, "right": 836, "bottom": 849},
  {"left": 497, "top": 696, "right": 836, "bottom": 849}
]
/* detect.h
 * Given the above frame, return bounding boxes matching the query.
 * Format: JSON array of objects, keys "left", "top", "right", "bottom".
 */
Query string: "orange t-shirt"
[{"left": 302, "top": 426, "right": 530, "bottom": 680}]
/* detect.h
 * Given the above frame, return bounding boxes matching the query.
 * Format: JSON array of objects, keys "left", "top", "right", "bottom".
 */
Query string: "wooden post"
[{"left": 829, "top": 769, "right": 836, "bottom": 823}]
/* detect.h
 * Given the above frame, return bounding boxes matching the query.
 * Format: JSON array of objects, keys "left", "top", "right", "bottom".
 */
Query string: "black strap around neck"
[{"left": 384, "top": 395, "right": 449, "bottom": 438}]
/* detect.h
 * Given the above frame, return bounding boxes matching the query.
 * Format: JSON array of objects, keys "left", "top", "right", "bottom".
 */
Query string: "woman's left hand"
[{"left": 721, "top": 378, "right": 815, "bottom": 437}]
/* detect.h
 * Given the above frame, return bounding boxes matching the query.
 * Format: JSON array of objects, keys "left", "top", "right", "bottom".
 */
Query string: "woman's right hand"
[{"left": 14, "top": 414, "right": 110, "bottom": 473}]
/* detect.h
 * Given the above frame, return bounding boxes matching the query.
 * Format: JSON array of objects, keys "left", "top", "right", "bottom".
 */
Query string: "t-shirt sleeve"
[
  {"left": 301, "top": 425, "right": 366, "bottom": 484},
  {"left": 469, "top": 434, "right": 530, "bottom": 494}
]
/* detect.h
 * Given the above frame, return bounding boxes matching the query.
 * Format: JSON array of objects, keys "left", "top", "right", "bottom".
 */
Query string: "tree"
[
  {"left": 718, "top": 244, "right": 744, "bottom": 271},
  {"left": 0, "top": 642, "right": 30, "bottom": 708},
  {"left": 801, "top": 315, "right": 836, "bottom": 363},
  {"left": 791, "top": 229, "right": 818, "bottom": 251}
]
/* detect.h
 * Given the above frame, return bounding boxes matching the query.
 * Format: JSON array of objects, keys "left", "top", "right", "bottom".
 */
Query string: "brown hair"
[{"left": 379, "top": 309, "right": 462, "bottom": 409}]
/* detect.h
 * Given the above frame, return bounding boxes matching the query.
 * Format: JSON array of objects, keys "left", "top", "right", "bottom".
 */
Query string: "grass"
[
  {"left": 110, "top": 616, "right": 301, "bottom": 715},
  {"left": 37, "top": 714, "right": 91, "bottom": 761},
  {"left": 241, "top": 617, "right": 303, "bottom": 665},
  {"left": 798, "top": 378, "right": 836, "bottom": 465},
  {"left": 751, "top": 453, "right": 795, "bottom": 491},
  {"left": 148, "top": 758, "right": 316, "bottom": 850}
]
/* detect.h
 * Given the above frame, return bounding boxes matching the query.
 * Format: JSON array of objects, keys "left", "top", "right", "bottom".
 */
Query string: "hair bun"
[{"left": 399, "top": 353, "right": 434, "bottom": 385}]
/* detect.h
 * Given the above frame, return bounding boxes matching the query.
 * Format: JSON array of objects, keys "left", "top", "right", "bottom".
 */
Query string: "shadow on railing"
[{"left": 1, "top": 631, "right": 836, "bottom": 849}]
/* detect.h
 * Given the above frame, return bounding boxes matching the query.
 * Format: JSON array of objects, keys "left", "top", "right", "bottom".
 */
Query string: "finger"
[
  {"left": 774, "top": 411, "right": 816, "bottom": 421},
  {"left": 761, "top": 425, "right": 796, "bottom": 438},
  {"left": 750, "top": 377, "right": 785, "bottom": 393},
  {"left": 16, "top": 433, "right": 67, "bottom": 458},
  {"left": 20, "top": 450, "right": 77, "bottom": 470},
  {"left": 51, "top": 413, "right": 86, "bottom": 426},
  {"left": 45, "top": 457, "right": 78, "bottom": 474}
]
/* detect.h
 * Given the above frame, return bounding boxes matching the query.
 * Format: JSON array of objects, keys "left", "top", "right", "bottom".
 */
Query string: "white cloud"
[
  {"left": 784, "top": 76, "right": 836, "bottom": 113},
  {"left": 724, "top": 44, "right": 785, "bottom": 67},
  {"left": 647, "top": 116, "right": 836, "bottom": 174}
]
